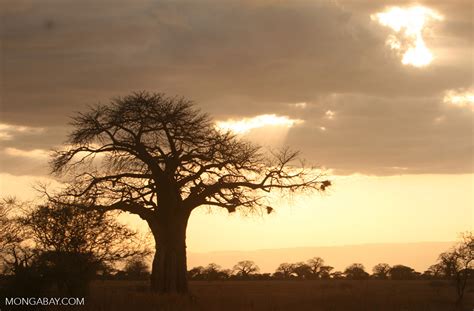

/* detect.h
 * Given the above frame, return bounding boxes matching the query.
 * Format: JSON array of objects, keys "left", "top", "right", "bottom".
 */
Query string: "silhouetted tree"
[
  {"left": 232, "top": 260, "right": 259, "bottom": 279},
  {"left": 435, "top": 232, "right": 473, "bottom": 304},
  {"left": 372, "top": 263, "right": 391, "bottom": 280},
  {"left": 273, "top": 260, "right": 334, "bottom": 280},
  {"left": 344, "top": 263, "right": 369, "bottom": 280},
  {"left": 0, "top": 200, "right": 12, "bottom": 253},
  {"left": 292, "top": 262, "right": 312, "bottom": 279},
  {"left": 305, "top": 257, "right": 333, "bottom": 279},
  {"left": 307, "top": 257, "right": 324, "bottom": 279},
  {"left": 188, "top": 266, "right": 206, "bottom": 280},
  {"left": 423, "top": 263, "right": 444, "bottom": 279},
  {"left": 202, "top": 263, "right": 230, "bottom": 280},
  {"left": 274, "top": 263, "right": 295, "bottom": 279},
  {"left": 4, "top": 199, "right": 150, "bottom": 295},
  {"left": 22, "top": 201, "right": 149, "bottom": 263},
  {"left": 1, "top": 246, "right": 43, "bottom": 297},
  {"left": 389, "top": 265, "right": 417, "bottom": 280},
  {"left": 0, "top": 198, "right": 22, "bottom": 261},
  {"left": 0, "top": 199, "right": 43, "bottom": 296},
  {"left": 319, "top": 265, "right": 334, "bottom": 279},
  {"left": 49, "top": 91, "right": 330, "bottom": 293},
  {"left": 331, "top": 271, "right": 344, "bottom": 279}
]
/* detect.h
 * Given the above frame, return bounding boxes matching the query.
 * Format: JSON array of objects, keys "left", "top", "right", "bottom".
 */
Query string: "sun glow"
[
  {"left": 371, "top": 6, "right": 443, "bottom": 67},
  {"left": 443, "top": 89, "right": 474, "bottom": 110},
  {"left": 215, "top": 114, "right": 303, "bottom": 134}
]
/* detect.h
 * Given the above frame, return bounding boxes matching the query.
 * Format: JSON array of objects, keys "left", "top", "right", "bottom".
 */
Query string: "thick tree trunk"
[{"left": 148, "top": 211, "right": 190, "bottom": 294}]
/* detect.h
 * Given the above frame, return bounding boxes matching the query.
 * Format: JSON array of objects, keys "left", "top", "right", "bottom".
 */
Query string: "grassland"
[{"left": 83, "top": 280, "right": 473, "bottom": 311}]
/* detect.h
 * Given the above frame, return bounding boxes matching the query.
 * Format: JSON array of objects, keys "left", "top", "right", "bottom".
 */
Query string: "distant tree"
[
  {"left": 124, "top": 256, "right": 150, "bottom": 280},
  {"left": 423, "top": 263, "right": 444, "bottom": 279},
  {"left": 49, "top": 91, "right": 330, "bottom": 293},
  {"left": 0, "top": 199, "right": 41, "bottom": 296},
  {"left": 344, "top": 263, "right": 369, "bottom": 280},
  {"left": 203, "top": 263, "right": 221, "bottom": 276},
  {"left": 220, "top": 269, "right": 232, "bottom": 280},
  {"left": 372, "top": 263, "right": 391, "bottom": 280},
  {"left": 319, "top": 265, "right": 334, "bottom": 279},
  {"left": 202, "top": 263, "right": 230, "bottom": 281},
  {"left": 331, "top": 271, "right": 344, "bottom": 279},
  {"left": 0, "top": 198, "right": 22, "bottom": 260},
  {"left": 389, "top": 265, "right": 417, "bottom": 280},
  {"left": 438, "top": 252, "right": 457, "bottom": 278},
  {"left": 435, "top": 232, "right": 473, "bottom": 303},
  {"left": 232, "top": 260, "right": 259, "bottom": 279},
  {"left": 292, "top": 262, "right": 312, "bottom": 279},
  {"left": 274, "top": 263, "right": 295, "bottom": 279},
  {"left": 306, "top": 257, "right": 325, "bottom": 279},
  {"left": 0, "top": 200, "right": 13, "bottom": 253},
  {"left": 187, "top": 266, "right": 205, "bottom": 280}
]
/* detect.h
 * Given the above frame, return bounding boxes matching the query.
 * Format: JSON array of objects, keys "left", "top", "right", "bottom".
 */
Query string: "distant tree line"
[
  {"left": 181, "top": 232, "right": 473, "bottom": 302},
  {"left": 112, "top": 233, "right": 473, "bottom": 303},
  {"left": 181, "top": 252, "right": 472, "bottom": 284}
]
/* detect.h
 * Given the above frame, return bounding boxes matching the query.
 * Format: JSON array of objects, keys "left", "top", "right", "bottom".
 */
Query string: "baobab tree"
[
  {"left": 274, "top": 263, "right": 296, "bottom": 279},
  {"left": 307, "top": 256, "right": 325, "bottom": 279},
  {"left": 372, "top": 263, "right": 391, "bottom": 279},
  {"left": 50, "top": 91, "right": 330, "bottom": 294},
  {"left": 344, "top": 263, "right": 369, "bottom": 280},
  {"left": 292, "top": 262, "right": 312, "bottom": 279},
  {"left": 232, "top": 260, "right": 259, "bottom": 278}
]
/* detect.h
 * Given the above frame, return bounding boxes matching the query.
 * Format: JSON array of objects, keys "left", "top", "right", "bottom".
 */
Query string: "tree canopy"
[{"left": 51, "top": 91, "right": 329, "bottom": 217}]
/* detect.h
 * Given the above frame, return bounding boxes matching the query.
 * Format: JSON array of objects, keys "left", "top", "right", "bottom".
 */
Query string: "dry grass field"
[{"left": 82, "top": 280, "right": 474, "bottom": 311}]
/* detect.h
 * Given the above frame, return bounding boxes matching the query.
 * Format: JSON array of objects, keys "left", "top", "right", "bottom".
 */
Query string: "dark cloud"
[
  {"left": 285, "top": 94, "right": 473, "bottom": 175},
  {"left": 0, "top": 0, "right": 472, "bottom": 175}
]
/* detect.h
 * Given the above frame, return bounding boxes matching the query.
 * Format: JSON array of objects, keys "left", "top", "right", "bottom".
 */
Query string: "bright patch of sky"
[
  {"left": 444, "top": 89, "right": 474, "bottom": 110},
  {"left": 371, "top": 6, "right": 443, "bottom": 67},
  {"left": 215, "top": 114, "right": 303, "bottom": 134}
]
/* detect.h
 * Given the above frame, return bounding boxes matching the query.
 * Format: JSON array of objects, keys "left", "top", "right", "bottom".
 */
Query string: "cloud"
[
  {"left": 285, "top": 93, "right": 473, "bottom": 175},
  {"left": 289, "top": 102, "right": 307, "bottom": 109},
  {"left": 216, "top": 114, "right": 303, "bottom": 134},
  {"left": 215, "top": 114, "right": 304, "bottom": 147},
  {"left": 0, "top": 146, "right": 50, "bottom": 176},
  {"left": 0, "top": 0, "right": 472, "bottom": 175},
  {"left": 3, "top": 147, "right": 50, "bottom": 159},
  {"left": 443, "top": 88, "right": 474, "bottom": 110},
  {"left": 1, "top": 0, "right": 471, "bottom": 123},
  {"left": 0, "top": 123, "right": 44, "bottom": 141}
]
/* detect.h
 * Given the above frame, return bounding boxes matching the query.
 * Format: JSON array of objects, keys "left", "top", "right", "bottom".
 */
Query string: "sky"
[{"left": 0, "top": 0, "right": 472, "bottom": 261}]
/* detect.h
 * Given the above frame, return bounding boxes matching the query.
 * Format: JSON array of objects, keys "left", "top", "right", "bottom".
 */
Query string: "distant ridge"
[{"left": 188, "top": 241, "right": 455, "bottom": 273}]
